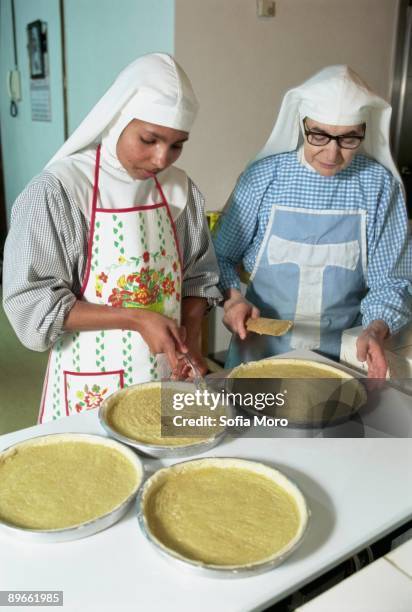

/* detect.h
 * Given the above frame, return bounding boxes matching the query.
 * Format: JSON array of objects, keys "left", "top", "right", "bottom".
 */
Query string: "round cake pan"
[
  {"left": 226, "top": 357, "right": 367, "bottom": 428},
  {"left": 0, "top": 433, "right": 144, "bottom": 543},
  {"left": 136, "top": 457, "right": 310, "bottom": 577},
  {"left": 99, "top": 381, "right": 233, "bottom": 458}
]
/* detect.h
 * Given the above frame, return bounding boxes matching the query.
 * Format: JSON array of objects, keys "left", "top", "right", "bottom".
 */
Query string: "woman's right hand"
[
  {"left": 64, "top": 300, "right": 188, "bottom": 371},
  {"left": 223, "top": 289, "right": 260, "bottom": 340},
  {"left": 128, "top": 310, "right": 188, "bottom": 371}
]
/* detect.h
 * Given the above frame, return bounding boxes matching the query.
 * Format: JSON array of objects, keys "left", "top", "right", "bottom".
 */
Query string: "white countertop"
[{"left": 1, "top": 351, "right": 412, "bottom": 612}]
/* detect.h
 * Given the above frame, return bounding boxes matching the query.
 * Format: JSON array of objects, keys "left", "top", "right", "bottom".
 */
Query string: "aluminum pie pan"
[
  {"left": 226, "top": 357, "right": 367, "bottom": 429},
  {"left": 136, "top": 457, "right": 310, "bottom": 577},
  {"left": 99, "top": 381, "right": 232, "bottom": 458},
  {"left": 0, "top": 433, "right": 144, "bottom": 543}
]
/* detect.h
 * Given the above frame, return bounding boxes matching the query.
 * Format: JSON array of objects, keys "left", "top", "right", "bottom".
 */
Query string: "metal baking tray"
[
  {"left": 136, "top": 457, "right": 310, "bottom": 577},
  {"left": 0, "top": 433, "right": 144, "bottom": 543},
  {"left": 99, "top": 381, "right": 233, "bottom": 458}
]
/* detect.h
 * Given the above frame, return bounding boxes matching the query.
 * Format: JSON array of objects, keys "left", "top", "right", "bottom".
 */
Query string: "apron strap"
[
  {"left": 153, "top": 175, "right": 184, "bottom": 272},
  {"left": 79, "top": 144, "right": 101, "bottom": 297},
  {"left": 91, "top": 144, "right": 102, "bottom": 214},
  {"left": 153, "top": 175, "right": 169, "bottom": 208}
]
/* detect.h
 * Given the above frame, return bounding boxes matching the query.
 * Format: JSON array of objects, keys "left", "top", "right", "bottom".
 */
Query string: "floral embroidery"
[
  {"left": 75, "top": 384, "right": 108, "bottom": 412},
  {"left": 107, "top": 265, "right": 175, "bottom": 312},
  {"left": 94, "top": 247, "right": 180, "bottom": 312},
  {"left": 162, "top": 277, "right": 175, "bottom": 295},
  {"left": 95, "top": 271, "right": 109, "bottom": 298}
]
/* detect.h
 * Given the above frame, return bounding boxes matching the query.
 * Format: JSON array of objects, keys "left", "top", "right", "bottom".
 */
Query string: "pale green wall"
[
  {"left": 0, "top": 0, "right": 174, "bottom": 222},
  {"left": 0, "top": 0, "right": 65, "bottom": 217},
  {"left": 64, "top": 0, "right": 174, "bottom": 134}
]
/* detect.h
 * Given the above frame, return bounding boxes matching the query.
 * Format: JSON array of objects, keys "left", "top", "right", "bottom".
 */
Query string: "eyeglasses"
[{"left": 303, "top": 119, "right": 365, "bottom": 150}]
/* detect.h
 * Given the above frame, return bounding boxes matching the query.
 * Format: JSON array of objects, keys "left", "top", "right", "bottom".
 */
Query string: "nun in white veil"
[
  {"left": 214, "top": 65, "right": 411, "bottom": 378},
  {"left": 3, "top": 53, "right": 221, "bottom": 423}
]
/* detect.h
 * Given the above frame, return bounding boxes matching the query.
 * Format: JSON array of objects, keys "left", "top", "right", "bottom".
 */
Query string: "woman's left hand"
[
  {"left": 171, "top": 343, "right": 208, "bottom": 380},
  {"left": 183, "top": 347, "right": 208, "bottom": 379},
  {"left": 172, "top": 296, "right": 209, "bottom": 380},
  {"left": 356, "top": 320, "right": 389, "bottom": 379}
]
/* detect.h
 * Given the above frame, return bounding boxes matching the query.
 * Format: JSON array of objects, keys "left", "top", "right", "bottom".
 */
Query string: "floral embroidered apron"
[{"left": 39, "top": 145, "right": 182, "bottom": 422}]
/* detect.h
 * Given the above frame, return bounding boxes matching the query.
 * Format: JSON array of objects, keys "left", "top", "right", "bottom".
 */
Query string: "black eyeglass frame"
[{"left": 303, "top": 118, "right": 366, "bottom": 150}]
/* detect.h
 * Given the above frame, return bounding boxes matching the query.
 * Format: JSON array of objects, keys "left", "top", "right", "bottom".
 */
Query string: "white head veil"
[
  {"left": 255, "top": 65, "right": 401, "bottom": 183},
  {"left": 47, "top": 53, "right": 198, "bottom": 167}
]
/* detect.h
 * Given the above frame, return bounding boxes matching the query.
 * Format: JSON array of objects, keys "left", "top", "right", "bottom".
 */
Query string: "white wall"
[{"left": 175, "top": 0, "right": 400, "bottom": 211}]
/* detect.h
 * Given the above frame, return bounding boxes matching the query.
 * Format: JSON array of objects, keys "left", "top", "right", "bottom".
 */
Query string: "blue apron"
[{"left": 226, "top": 205, "right": 367, "bottom": 368}]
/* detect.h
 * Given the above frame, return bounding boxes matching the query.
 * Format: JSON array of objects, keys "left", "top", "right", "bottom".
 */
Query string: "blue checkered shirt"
[{"left": 214, "top": 151, "right": 412, "bottom": 333}]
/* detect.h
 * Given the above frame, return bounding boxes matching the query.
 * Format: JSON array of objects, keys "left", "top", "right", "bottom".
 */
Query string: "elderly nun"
[
  {"left": 214, "top": 65, "right": 412, "bottom": 378},
  {"left": 3, "top": 53, "right": 220, "bottom": 423}
]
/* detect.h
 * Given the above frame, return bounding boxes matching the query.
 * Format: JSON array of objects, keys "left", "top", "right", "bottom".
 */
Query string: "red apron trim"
[
  {"left": 91, "top": 143, "right": 102, "bottom": 211},
  {"left": 38, "top": 351, "right": 52, "bottom": 424},
  {"left": 95, "top": 203, "right": 165, "bottom": 213},
  {"left": 79, "top": 145, "right": 102, "bottom": 297}
]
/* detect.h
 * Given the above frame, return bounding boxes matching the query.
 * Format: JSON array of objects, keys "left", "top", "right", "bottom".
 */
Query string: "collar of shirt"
[{"left": 297, "top": 146, "right": 316, "bottom": 172}]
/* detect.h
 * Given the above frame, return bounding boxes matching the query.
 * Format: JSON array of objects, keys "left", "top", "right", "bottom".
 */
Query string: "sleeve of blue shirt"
[
  {"left": 361, "top": 175, "right": 412, "bottom": 333},
  {"left": 213, "top": 165, "right": 262, "bottom": 293}
]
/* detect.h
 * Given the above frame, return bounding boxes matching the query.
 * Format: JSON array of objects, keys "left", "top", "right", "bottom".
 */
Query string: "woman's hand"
[
  {"left": 223, "top": 289, "right": 260, "bottom": 340},
  {"left": 64, "top": 300, "right": 187, "bottom": 371},
  {"left": 185, "top": 345, "right": 208, "bottom": 378},
  {"left": 356, "top": 320, "right": 389, "bottom": 379},
  {"left": 175, "top": 296, "right": 209, "bottom": 379},
  {"left": 172, "top": 347, "right": 208, "bottom": 381},
  {"left": 131, "top": 310, "right": 188, "bottom": 371}
]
